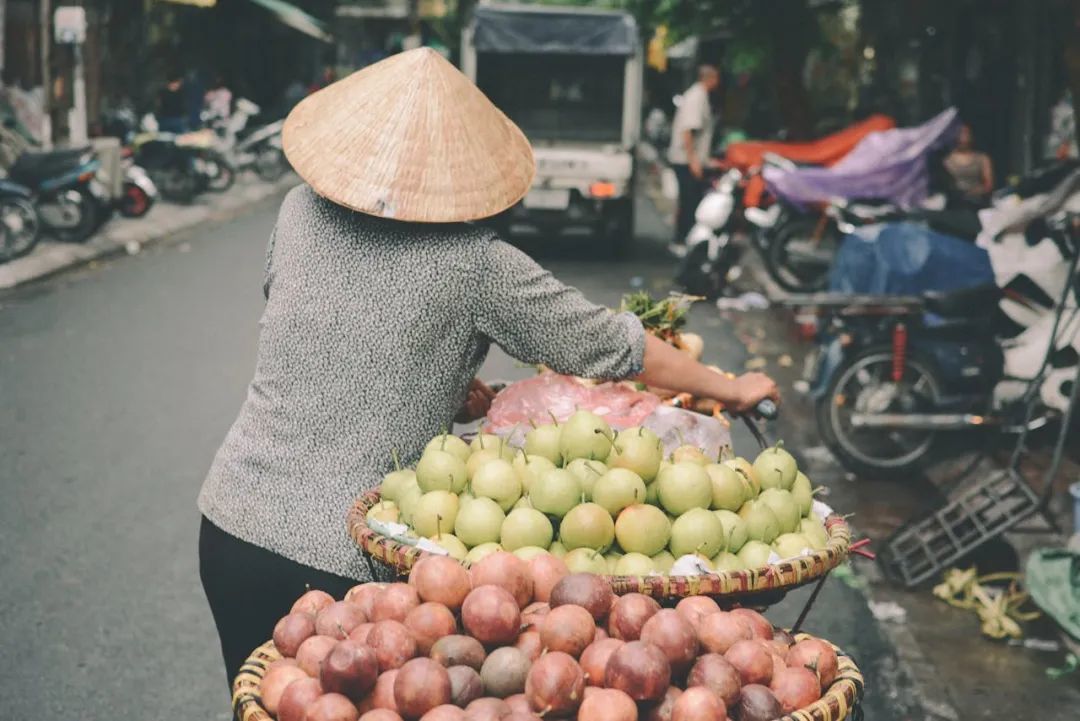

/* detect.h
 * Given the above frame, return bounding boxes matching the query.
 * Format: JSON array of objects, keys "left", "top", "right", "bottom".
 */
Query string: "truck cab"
[{"left": 462, "top": 3, "right": 642, "bottom": 248}]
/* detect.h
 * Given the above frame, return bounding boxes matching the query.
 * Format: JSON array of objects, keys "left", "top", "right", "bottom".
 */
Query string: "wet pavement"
[{"left": 1, "top": 181, "right": 1076, "bottom": 720}]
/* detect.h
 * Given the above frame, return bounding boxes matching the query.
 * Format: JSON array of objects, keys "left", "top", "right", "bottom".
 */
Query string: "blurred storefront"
[
  {"left": 1, "top": 0, "right": 336, "bottom": 145},
  {"left": 861, "top": 0, "right": 1074, "bottom": 176},
  {"left": 643, "top": 0, "right": 1074, "bottom": 177},
  {"left": 333, "top": 0, "right": 452, "bottom": 72}
]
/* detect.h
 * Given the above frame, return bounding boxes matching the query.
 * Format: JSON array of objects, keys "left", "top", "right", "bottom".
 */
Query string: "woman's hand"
[
  {"left": 456, "top": 378, "right": 497, "bottom": 423},
  {"left": 635, "top": 335, "right": 780, "bottom": 416},
  {"left": 724, "top": 372, "right": 780, "bottom": 414}
]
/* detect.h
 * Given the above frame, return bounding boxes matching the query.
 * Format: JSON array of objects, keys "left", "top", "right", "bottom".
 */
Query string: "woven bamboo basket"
[
  {"left": 233, "top": 635, "right": 864, "bottom": 721},
  {"left": 347, "top": 490, "right": 851, "bottom": 603}
]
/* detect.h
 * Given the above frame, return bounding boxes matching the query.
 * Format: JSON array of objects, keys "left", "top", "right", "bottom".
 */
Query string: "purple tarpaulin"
[{"left": 763, "top": 108, "right": 960, "bottom": 209}]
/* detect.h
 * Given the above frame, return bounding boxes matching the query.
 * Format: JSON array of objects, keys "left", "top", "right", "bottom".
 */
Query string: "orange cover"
[{"left": 725, "top": 114, "right": 896, "bottom": 206}]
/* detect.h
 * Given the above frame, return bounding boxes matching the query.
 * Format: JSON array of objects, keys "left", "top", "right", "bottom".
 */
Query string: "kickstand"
[{"left": 791, "top": 571, "right": 831, "bottom": 634}]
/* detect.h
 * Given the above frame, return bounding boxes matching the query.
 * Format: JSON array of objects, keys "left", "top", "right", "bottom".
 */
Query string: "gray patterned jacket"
[{"left": 197, "top": 185, "right": 646, "bottom": 579}]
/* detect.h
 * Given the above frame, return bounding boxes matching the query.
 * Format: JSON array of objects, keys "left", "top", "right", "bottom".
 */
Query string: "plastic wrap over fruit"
[
  {"left": 644, "top": 405, "right": 732, "bottom": 459},
  {"left": 670, "top": 554, "right": 717, "bottom": 576},
  {"left": 485, "top": 373, "right": 731, "bottom": 457}
]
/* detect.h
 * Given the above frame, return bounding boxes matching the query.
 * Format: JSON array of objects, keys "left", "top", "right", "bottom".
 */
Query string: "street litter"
[
  {"left": 1007, "top": 637, "right": 1061, "bottom": 652},
  {"left": 745, "top": 356, "right": 768, "bottom": 370},
  {"left": 802, "top": 445, "right": 838, "bottom": 464},
  {"left": 715, "top": 291, "right": 770, "bottom": 311},
  {"left": 868, "top": 600, "right": 908, "bottom": 623}
]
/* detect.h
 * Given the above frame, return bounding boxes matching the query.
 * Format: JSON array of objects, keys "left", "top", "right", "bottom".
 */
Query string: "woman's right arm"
[
  {"left": 475, "top": 240, "right": 779, "bottom": 412},
  {"left": 636, "top": 334, "right": 778, "bottom": 413}
]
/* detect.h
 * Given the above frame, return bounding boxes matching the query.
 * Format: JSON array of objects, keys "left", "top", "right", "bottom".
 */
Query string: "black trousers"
[
  {"left": 672, "top": 163, "right": 705, "bottom": 245},
  {"left": 198, "top": 515, "right": 359, "bottom": 692}
]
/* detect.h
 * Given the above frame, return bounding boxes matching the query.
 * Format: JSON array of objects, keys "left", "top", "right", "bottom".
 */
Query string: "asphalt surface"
[{"left": 0, "top": 186, "right": 918, "bottom": 720}]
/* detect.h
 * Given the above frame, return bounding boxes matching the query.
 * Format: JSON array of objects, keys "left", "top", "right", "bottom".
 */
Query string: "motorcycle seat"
[
  {"left": 10, "top": 147, "right": 94, "bottom": 186},
  {"left": 922, "top": 284, "right": 1001, "bottom": 318}
]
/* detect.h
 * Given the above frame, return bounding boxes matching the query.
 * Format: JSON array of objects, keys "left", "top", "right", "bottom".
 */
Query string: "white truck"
[{"left": 461, "top": 3, "right": 642, "bottom": 250}]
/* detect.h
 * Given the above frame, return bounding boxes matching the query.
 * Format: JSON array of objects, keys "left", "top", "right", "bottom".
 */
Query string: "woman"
[
  {"left": 944, "top": 123, "right": 994, "bottom": 209},
  {"left": 203, "top": 76, "right": 233, "bottom": 123},
  {"left": 197, "top": 49, "right": 779, "bottom": 687}
]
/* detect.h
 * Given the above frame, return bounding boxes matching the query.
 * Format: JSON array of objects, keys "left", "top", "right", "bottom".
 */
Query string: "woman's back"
[
  {"left": 199, "top": 185, "right": 498, "bottom": 579},
  {"left": 199, "top": 185, "right": 644, "bottom": 579}
]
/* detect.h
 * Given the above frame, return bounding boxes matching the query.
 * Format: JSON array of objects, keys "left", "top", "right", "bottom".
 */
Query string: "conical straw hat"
[{"left": 283, "top": 48, "right": 535, "bottom": 223}]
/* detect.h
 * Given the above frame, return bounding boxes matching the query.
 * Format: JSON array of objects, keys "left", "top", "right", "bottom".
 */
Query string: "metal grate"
[{"left": 877, "top": 468, "right": 1041, "bottom": 587}]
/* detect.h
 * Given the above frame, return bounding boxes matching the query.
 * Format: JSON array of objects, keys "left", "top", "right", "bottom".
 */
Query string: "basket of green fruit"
[{"left": 347, "top": 410, "right": 850, "bottom": 604}]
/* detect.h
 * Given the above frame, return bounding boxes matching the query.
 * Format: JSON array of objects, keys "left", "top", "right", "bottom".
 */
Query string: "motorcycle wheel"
[
  {"left": 600, "top": 197, "right": 634, "bottom": 259},
  {"left": 674, "top": 237, "right": 739, "bottom": 298},
  {"left": 205, "top": 152, "right": 236, "bottom": 193},
  {"left": 254, "top": 146, "right": 287, "bottom": 182},
  {"left": 156, "top": 167, "right": 198, "bottom": 203},
  {"left": 765, "top": 215, "right": 840, "bottom": 292},
  {"left": 0, "top": 198, "right": 41, "bottom": 263},
  {"left": 50, "top": 188, "right": 99, "bottom": 244},
  {"left": 119, "top": 182, "right": 152, "bottom": 218},
  {"left": 815, "top": 345, "right": 942, "bottom": 478}
]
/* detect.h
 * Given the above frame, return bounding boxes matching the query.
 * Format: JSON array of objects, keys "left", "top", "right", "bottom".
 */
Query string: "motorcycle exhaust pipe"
[{"left": 848, "top": 413, "right": 1000, "bottom": 430}]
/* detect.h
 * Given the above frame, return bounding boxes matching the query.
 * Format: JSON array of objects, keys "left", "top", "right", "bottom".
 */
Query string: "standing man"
[
  {"left": 157, "top": 74, "right": 187, "bottom": 134},
  {"left": 667, "top": 65, "right": 720, "bottom": 256}
]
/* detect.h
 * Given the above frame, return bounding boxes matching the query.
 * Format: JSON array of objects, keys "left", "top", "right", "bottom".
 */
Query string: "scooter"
[
  {"left": 6, "top": 146, "right": 111, "bottom": 243},
  {"left": 675, "top": 154, "right": 827, "bottom": 297},
  {"left": 233, "top": 118, "right": 286, "bottom": 181},
  {"left": 206, "top": 98, "right": 287, "bottom": 182},
  {"left": 0, "top": 179, "right": 41, "bottom": 263},
  {"left": 117, "top": 148, "right": 158, "bottom": 218},
  {"left": 674, "top": 165, "right": 747, "bottom": 297}
]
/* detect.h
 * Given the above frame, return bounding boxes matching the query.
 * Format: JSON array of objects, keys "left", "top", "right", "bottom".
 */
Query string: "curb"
[{"left": 0, "top": 174, "right": 298, "bottom": 290}]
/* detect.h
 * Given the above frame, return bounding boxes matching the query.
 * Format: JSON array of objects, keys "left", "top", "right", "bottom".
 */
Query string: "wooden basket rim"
[
  {"left": 233, "top": 634, "right": 864, "bottom": 721},
  {"left": 347, "top": 489, "right": 851, "bottom": 599}
]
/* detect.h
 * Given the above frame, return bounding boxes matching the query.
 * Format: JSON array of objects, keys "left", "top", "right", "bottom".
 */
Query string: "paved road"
[{"left": 0, "top": 187, "right": 917, "bottom": 720}]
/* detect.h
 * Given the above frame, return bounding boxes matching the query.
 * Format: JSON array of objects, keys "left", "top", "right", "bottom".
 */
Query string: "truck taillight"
[{"left": 589, "top": 182, "right": 616, "bottom": 198}]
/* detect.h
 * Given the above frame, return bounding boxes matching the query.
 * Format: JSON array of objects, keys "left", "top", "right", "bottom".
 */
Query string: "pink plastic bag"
[
  {"left": 485, "top": 373, "right": 733, "bottom": 457},
  {"left": 486, "top": 372, "right": 660, "bottom": 433}
]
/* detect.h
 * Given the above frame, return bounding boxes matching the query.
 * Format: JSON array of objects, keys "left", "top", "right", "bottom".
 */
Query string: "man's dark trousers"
[{"left": 672, "top": 163, "right": 705, "bottom": 245}]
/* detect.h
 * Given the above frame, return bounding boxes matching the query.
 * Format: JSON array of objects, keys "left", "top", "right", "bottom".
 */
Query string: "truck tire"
[{"left": 602, "top": 198, "right": 634, "bottom": 257}]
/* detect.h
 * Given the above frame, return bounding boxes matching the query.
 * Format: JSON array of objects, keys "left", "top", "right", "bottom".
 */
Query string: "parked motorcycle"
[
  {"left": 117, "top": 151, "right": 158, "bottom": 218},
  {"left": 206, "top": 98, "right": 287, "bottom": 182},
  {"left": 675, "top": 154, "right": 833, "bottom": 297},
  {"left": 757, "top": 108, "right": 962, "bottom": 293},
  {"left": 234, "top": 118, "right": 287, "bottom": 181},
  {"left": 174, "top": 129, "right": 235, "bottom": 193},
  {"left": 6, "top": 145, "right": 111, "bottom": 243},
  {"left": 674, "top": 166, "right": 746, "bottom": 297},
  {"left": 130, "top": 131, "right": 229, "bottom": 203},
  {"left": 788, "top": 209, "right": 1080, "bottom": 478},
  {"left": 0, "top": 179, "right": 41, "bottom": 263},
  {"left": 677, "top": 113, "right": 900, "bottom": 297}
]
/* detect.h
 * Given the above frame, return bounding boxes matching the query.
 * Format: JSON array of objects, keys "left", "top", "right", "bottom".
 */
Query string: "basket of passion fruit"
[
  {"left": 347, "top": 409, "right": 850, "bottom": 603},
  {"left": 236, "top": 561, "right": 864, "bottom": 721}
]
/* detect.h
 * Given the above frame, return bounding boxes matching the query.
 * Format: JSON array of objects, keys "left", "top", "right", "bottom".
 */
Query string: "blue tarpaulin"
[{"left": 829, "top": 222, "right": 994, "bottom": 297}]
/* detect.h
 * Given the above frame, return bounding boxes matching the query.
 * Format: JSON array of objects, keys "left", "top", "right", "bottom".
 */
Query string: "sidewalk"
[{"left": 0, "top": 173, "right": 298, "bottom": 290}]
